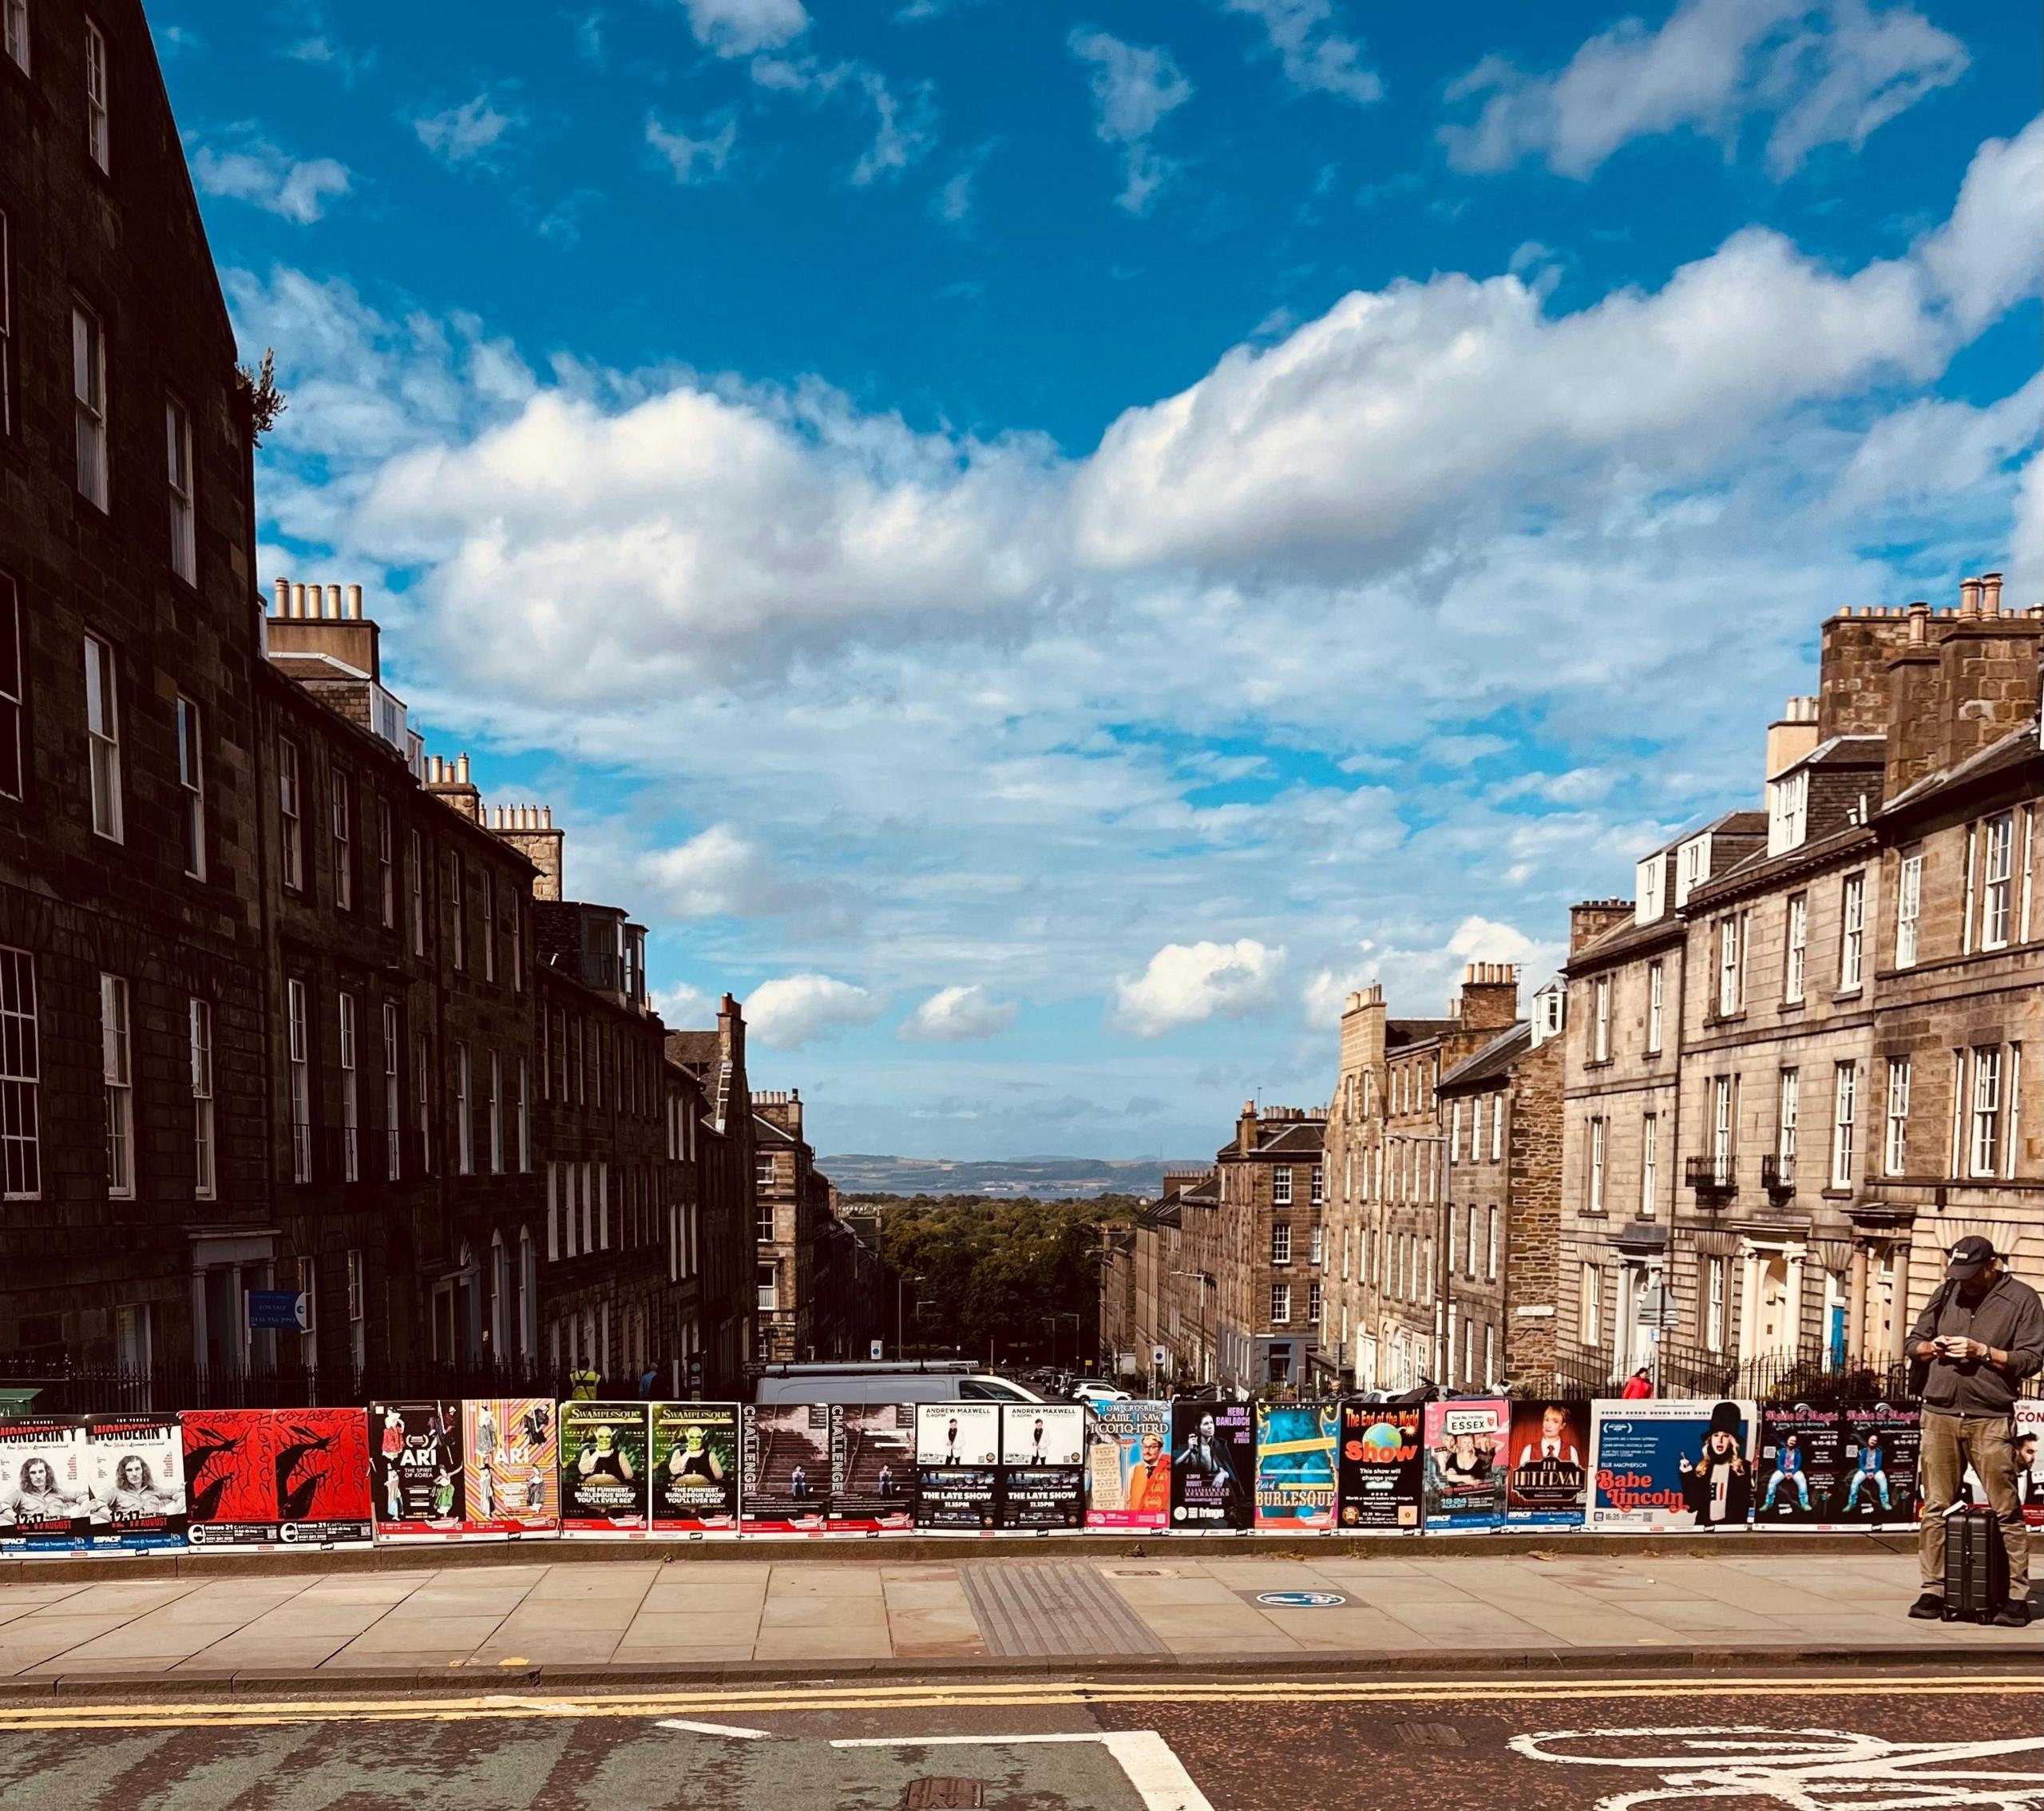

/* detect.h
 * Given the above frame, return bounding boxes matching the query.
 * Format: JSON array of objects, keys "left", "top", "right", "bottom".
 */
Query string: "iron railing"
[
  {"left": 1519, "top": 1341, "right": 1913, "bottom": 1406},
  {"left": 0, "top": 1357, "right": 576, "bottom": 1415}
]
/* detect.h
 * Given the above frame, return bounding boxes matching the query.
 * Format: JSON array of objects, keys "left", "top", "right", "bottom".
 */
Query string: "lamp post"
[
  {"left": 897, "top": 1273, "right": 923, "bottom": 1358},
  {"left": 1044, "top": 1310, "right": 1080, "bottom": 1373},
  {"left": 1171, "top": 1270, "right": 1213, "bottom": 1390}
]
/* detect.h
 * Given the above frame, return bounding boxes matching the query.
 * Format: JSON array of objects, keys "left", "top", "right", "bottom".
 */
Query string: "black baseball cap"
[{"left": 1946, "top": 1235, "right": 1998, "bottom": 1280}]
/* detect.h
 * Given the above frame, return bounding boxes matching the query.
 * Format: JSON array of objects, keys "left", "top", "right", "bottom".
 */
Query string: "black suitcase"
[{"left": 1942, "top": 1504, "right": 2008, "bottom": 1623}]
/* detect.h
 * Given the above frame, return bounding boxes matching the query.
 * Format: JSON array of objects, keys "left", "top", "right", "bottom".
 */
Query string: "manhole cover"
[
  {"left": 904, "top": 1779, "right": 984, "bottom": 1809},
  {"left": 1111, "top": 1567, "right": 1165, "bottom": 1576},
  {"left": 1394, "top": 1720, "right": 1468, "bottom": 1750}
]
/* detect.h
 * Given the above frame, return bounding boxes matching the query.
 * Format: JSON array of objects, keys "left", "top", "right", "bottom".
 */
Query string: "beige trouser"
[{"left": 1918, "top": 1410, "right": 2029, "bottom": 1593}]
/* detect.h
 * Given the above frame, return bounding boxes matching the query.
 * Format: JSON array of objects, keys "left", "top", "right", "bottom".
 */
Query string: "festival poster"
[
  {"left": 463, "top": 1397, "right": 558, "bottom": 1536},
  {"left": 1085, "top": 1400, "right": 1170, "bottom": 1532},
  {"left": 1587, "top": 1398, "right": 1757, "bottom": 1533},
  {"left": 370, "top": 1401, "right": 464, "bottom": 1540},
  {"left": 1254, "top": 1401, "right": 1338, "bottom": 1532},
  {"left": 559, "top": 1401, "right": 649, "bottom": 1534},
  {"left": 740, "top": 1404, "right": 830, "bottom": 1532},
  {"left": 2019, "top": 1400, "right": 2043, "bottom": 1529},
  {"left": 1168, "top": 1401, "right": 1254, "bottom": 1532},
  {"left": 999, "top": 1402, "right": 1085, "bottom": 1531},
  {"left": 1422, "top": 1397, "right": 1507, "bottom": 1532},
  {"left": 0, "top": 1416, "right": 91, "bottom": 1553},
  {"left": 85, "top": 1415, "right": 188, "bottom": 1551},
  {"left": 1828, "top": 1401, "right": 1919, "bottom": 1530},
  {"left": 829, "top": 1404, "right": 915, "bottom": 1532},
  {"left": 1336, "top": 1401, "right": 1423, "bottom": 1532},
  {"left": 913, "top": 1402, "right": 1000, "bottom": 1531},
  {"left": 1504, "top": 1398, "right": 1590, "bottom": 1528},
  {"left": 1754, "top": 1402, "right": 1840, "bottom": 1527},
  {"left": 182, "top": 1408, "right": 373, "bottom": 1548},
  {"left": 651, "top": 1402, "right": 740, "bottom": 1533}
]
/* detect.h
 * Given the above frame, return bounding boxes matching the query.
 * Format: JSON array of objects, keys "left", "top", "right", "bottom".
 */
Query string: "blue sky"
[{"left": 159, "top": 0, "right": 2041, "bottom": 1162}]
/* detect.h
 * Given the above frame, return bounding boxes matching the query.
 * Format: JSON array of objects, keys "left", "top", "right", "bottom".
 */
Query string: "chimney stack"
[
  {"left": 491, "top": 800, "right": 567, "bottom": 901},
  {"left": 1569, "top": 898, "right": 1631, "bottom": 955}
]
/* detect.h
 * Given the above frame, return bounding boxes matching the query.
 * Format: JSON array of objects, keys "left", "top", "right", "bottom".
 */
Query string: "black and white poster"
[
  {"left": 1168, "top": 1401, "right": 1254, "bottom": 1531},
  {"left": 913, "top": 1402, "right": 1000, "bottom": 1530},
  {"left": 999, "top": 1402, "right": 1085, "bottom": 1529},
  {"left": 87, "top": 1415, "right": 188, "bottom": 1551}
]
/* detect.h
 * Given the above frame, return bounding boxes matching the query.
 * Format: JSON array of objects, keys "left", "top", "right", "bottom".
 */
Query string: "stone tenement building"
[
  {"left": 745, "top": 1088, "right": 880, "bottom": 1363},
  {"left": 665, "top": 998, "right": 760, "bottom": 1393},
  {"left": 1321, "top": 967, "right": 1532, "bottom": 1392},
  {"left": 1212, "top": 1104, "right": 1328, "bottom": 1389},
  {"left": 1556, "top": 578, "right": 2042, "bottom": 1388},
  {"left": 0, "top": 0, "right": 274, "bottom": 1369},
  {"left": 1105, "top": 1169, "right": 1221, "bottom": 1390}
]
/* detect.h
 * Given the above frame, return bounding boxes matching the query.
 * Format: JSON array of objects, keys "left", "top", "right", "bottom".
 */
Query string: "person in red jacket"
[{"left": 1620, "top": 1368, "right": 1654, "bottom": 1400}]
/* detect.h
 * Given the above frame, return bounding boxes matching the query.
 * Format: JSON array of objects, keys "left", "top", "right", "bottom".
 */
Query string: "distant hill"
[{"left": 819, "top": 1153, "right": 1200, "bottom": 1199}]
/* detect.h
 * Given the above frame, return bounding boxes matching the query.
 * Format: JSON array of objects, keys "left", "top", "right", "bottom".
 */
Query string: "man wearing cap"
[{"left": 1907, "top": 1235, "right": 2042, "bottom": 1627}]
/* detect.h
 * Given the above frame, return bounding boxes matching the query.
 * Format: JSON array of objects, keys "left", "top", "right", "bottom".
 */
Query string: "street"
[{"left": 0, "top": 1671, "right": 2035, "bottom": 1809}]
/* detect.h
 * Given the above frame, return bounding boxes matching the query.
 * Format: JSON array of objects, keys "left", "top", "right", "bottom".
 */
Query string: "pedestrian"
[
  {"left": 1621, "top": 1367, "right": 1654, "bottom": 1401},
  {"left": 1907, "top": 1235, "right": 2042, "bottom": 1627}
]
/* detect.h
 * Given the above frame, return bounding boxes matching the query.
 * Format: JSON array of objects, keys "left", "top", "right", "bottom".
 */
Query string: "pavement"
[
  {"left": 0, "top": 1670, "right": 2036, "bottom": 1808},
  {"left": 0, "top": 1545, "right": 2034, "bottom": 1690}
]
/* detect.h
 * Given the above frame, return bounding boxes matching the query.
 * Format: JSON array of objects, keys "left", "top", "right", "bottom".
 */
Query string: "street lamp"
[
  {"left": 897, "top": 1274, "right": 924, "bottom": 1358},
  {"left": 1044, "top": 1311, "right": 1079, "bottom": 1373},
  {"left": 1171, "top": 1270, "right": 1214, "bottom": 1391}
]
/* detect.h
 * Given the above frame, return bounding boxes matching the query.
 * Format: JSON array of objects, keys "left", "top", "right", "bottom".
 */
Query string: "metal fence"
[
  {"left": 0, "top": 1357, "right": 579, "bottom": 1415},
  {"left": 1515, "top": 1341, "right": 1914, "bottom": 1406}
]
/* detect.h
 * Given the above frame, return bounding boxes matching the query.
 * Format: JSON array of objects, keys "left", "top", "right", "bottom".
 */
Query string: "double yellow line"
[{"left": 0, "top": 1674, "right": 2033, "bottom": 1732}]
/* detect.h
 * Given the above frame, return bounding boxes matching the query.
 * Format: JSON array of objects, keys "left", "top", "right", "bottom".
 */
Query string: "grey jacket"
[{"left": 1910, "top": 1273, "right": 2044, "bottom": 1417}]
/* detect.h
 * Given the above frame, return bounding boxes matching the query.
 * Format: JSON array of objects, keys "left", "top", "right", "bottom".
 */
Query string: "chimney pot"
[
  {"left": 457, "top": 753, "right": 471, "bottom": 784},
  {"left": 291, "top": 582, "right": 307, "bottom": 618},
  {"left": 1981, "top": 571, "right": 2003, "bottom": 616},
  {"left": 347, "top": 583, "right": 364, "bottom": 620},
  {"left": 544, "top": 806, "right": 553, "bottom": 827},
  {"left": 323, "top": 582, "right": 339, "bottom": 620},
  {"left": 1960, "top": 577, "right": 1983, "bottom": 619},
  {"left": 272, "top": 577, "right": 289, "bottom": 616}
]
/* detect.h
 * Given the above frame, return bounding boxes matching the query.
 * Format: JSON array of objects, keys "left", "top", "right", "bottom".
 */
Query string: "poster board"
[
  {"left": 1754, "top": 1402, "right": 1839, "bottom": 1526},
  {"left": 463, "top": 1398, "right": 558, "bottom": 1535},
  {"left": 559, "top": 1401, "right": 650, "bottom": 1535},
  {"left": 740, "top": 1404, "right": 830, "bottom": 1532},
  {"left": 913, "top": 1402, "right": 1000, "bottom": 1530},
  {"left": 651, "top": 1402, "right": 741, "bottom": 1534},
  {"left": 1829, "top": 1401, "right": 1918, "bottom": 1530},
  {"left": 2020, "top": 1399, "right": 2043, "bottom": 1529},
  {"left": 87, "top": 1414, "right": 188, "bottom": 1552},
  {"left": 1085, "top": 1400, "right": 1169, "bottom": 1532},
  {"left": 829, "top": 1404, "right": 915, "bottom": 1532},
  {"left": 1168, "top": 1401, "right": 1254, "bottom": 1532},
  {"left": 1254, "top": 1401, "right": 1338, "bottom": 1532},
  {"left": 1588, "top": 1398, "right": 1757, "bottom": 1532},
  {"left": 1337, "top": 1401, "right": 1422, "bottom": 1532},
  {"left": 1000, "top": 1403, "right": 1085, "bottom": 1530},
  {"left": 0, "top": 1416, "right": 92, "bottom": 1554},
  {"left": 370, "top": 1401, "right": 464, "bottom": 1540},
  {"left": 1422, "top": 1398, "right": 1507, "bottom": 1532},
  {"left": 182, "top": 1409, "right": 372, "bottom": 1548},
  {"left": 1503, "top": 1398, "right": 1589, "bottom": 1528}
]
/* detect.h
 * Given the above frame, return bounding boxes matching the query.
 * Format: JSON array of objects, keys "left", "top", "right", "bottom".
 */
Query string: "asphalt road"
[{"left": 0, "top": 1671, "right": 2036, "bottom": 1809}]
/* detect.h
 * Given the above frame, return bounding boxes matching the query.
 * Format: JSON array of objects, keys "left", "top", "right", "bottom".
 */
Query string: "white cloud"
[
  {"left": 1441, "top": 0, "right": 1965, "bottom": 180},
  {"left": 747, "top": 973, "right": 882, "bottom": 1048},
  {"left": 640, "top": 825, "right": 784, "bottom": 918},
  {"left": 1917, "top": 115, "right": 2044, "bottom": 335},
  {"left": 191, "top": 133, "right": 351, "bottom": 224},
  {"left": 1113, "top": 940, "right": 1287, "bottom": 1038},
  {"left": 902, "top": 985, "right": 1016, "bottom": 1042},
  {"left": 647, "top": 111, "right": 737, "bottom": 184},
  {"left": 682, "top": 0, "right": 808, "bottom": 57},
  {"left": 1221, "top": 0, "right": 1380, "bottom": 105},
  {"left": 652, "top": 981, "right": 711, "bottom": 1025},
  {"left": 414, "top": 93, "right": 521, "bottom": 168},
  {"left": 1069, "top": 29, "right": 1194, "bottom": 214},
  {"left": 740, "top": 54, "right": 936, "bottom": 186}
]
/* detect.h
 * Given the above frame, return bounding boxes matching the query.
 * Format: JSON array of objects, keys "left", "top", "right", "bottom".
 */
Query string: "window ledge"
[{"left": 1833, "top": 987, "right": 1864, "bottom": 1003}]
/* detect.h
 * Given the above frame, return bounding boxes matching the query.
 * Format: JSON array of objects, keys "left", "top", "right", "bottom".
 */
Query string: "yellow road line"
[{"left": 0, "top": 1674, "right": 2033, "bottom": 1731}]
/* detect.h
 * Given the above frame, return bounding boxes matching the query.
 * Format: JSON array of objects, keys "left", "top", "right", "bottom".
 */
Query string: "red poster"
[{"left": 182, "top": 1409, "right": 372, "bottom": 1548}]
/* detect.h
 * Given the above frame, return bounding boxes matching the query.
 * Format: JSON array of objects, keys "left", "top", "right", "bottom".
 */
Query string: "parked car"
[
  {"left": 749, "top": 1361, "right": 1048, "bottom": 1406},
  {"left": 1070, "top": 1379, "right": 1131, "bottom": 1406}
]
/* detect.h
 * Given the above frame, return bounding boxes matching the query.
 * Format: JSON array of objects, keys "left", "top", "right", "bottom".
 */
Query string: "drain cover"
[
  {"left": 904, "top": 1779, "right": 984, "bottom": 1809},
  {"left": 1393, "top": 1720, "right": 1468, "bottom": 1750}
]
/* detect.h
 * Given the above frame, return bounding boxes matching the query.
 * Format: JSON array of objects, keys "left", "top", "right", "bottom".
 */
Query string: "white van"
[{"left": 749, "top": 1361, "right": 1048, "bottom": 1406}]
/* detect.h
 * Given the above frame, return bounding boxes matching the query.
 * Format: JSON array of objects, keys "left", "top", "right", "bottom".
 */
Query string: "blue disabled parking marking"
[{"left": 1255, "top": 1590, "right": 1346, "bottom": 1607}]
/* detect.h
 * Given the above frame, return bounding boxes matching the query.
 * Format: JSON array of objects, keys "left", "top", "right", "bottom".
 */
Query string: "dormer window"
[
  {"left": 1768, "top": 769, "right": 1808, "bottom": 857},
  {"left": 1634, "top": 853, "right": 1666, "bottom": 925},
  {"left": 1674, "top": 834, "right": 1711, "bottom": 908}
]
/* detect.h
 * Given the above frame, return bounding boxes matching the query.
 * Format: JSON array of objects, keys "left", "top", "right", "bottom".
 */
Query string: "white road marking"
[
  {"left": 830, "top": 1729, "right": 1214, "bottom": 1811},
  {"left": 656, "top": 1718, "right": 774, "bottom": 1740},
  {"left": 1509, "top": 1723, "right": 2044, "bottom": 1810}
]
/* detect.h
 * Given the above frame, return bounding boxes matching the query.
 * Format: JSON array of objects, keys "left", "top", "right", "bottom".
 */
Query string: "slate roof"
[{"left": 1439, "top": 1021, "right": 1532, "bottom": 1092}]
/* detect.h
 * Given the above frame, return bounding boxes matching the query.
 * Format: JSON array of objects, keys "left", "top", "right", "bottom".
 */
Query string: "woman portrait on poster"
[{"left": 1678, "top": 1401, "right": 1752, "bottom": 1526}]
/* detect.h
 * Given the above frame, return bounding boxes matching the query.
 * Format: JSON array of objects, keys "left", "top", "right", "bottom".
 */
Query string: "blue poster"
[
  {"left": 1254, "top": 1401, "right": 1337, "bottom": 1530},
  {"left": 1588, "top": 1398, "right": 1757, "bottom": 1532}
]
